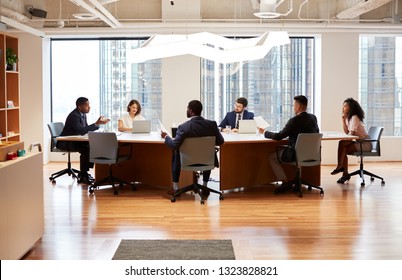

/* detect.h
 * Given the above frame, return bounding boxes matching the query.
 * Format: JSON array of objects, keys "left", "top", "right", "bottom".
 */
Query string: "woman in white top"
[
  {"left": 331, "top": 98, "right": 372, "bottom": 183},
  {"left": 118, "top": 99, "right": 145, "bottom": 132}
]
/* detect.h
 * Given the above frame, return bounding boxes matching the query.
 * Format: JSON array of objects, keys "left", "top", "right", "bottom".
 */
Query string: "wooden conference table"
[{"left": 58, "top": 131, "right": 356, "bottom": 191}]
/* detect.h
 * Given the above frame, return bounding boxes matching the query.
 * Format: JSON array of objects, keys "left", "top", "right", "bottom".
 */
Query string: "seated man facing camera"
[{"left": 219, "top": 97, "right": 254, "bottom": 133}]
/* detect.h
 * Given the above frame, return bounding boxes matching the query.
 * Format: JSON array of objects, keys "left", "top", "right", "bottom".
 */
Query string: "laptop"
[
  {"left": 132, "top": 120, "right": 151, "bottom": 133},
  {"left": 238, "top": 119, "right": 257, "bottom": 134}
]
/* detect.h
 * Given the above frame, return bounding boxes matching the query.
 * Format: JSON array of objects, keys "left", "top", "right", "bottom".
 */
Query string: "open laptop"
[
  {"left": 238, "top": 119, "right": 257, "bottom": 134},
  {"left": 132, "top": 120, "right": 151, "bottom": 133}
]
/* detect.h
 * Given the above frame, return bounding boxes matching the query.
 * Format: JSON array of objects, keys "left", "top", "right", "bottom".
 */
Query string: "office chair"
[
  {"left": 47, "top": 122, "right": 80, "bottom": 183},
  {"left": 170, "top": 136, "right": 224, "bottom": 204},
  {"left": 348, "top": 126, "right": 385, "bottom": 187},
  {"left": 277, "top": 133, "right": 324, "bottom": 198},
  {"left": 88, "top": 131, "right": 136, "bottom": 195}
]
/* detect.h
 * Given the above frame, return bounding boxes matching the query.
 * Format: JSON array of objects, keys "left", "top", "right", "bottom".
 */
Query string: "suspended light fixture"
[
  {"left": 252, "top": 0, "right": 293, "bottom": 19},
  {"left": 127, "top": 31, "right": 290, "bottom": 64}
]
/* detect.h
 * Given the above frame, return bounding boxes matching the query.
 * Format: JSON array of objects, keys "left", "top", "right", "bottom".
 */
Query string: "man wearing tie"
[
  {"left": 57, "top": 97, "right": 110, "bottom": 185},
  {"left": 219, "top": 97, "right": 255, "bottom": 133}
]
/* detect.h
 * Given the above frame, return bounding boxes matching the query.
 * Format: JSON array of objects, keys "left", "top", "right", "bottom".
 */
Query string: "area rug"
[{"left": 112, "top": 239, "right": 235, "bottom": 260}]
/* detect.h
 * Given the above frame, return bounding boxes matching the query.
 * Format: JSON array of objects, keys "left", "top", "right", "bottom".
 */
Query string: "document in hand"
[
  {"left": 254, "top": 116, "right": 270, "bottom": 129},
  {"left": 158, "top": 119, "right": 171, "bottom": 137}
]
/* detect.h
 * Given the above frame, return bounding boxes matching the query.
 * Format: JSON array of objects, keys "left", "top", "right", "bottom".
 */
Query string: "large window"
[
  {"left": 201, "top": 37, "right": 316, "bottom": 131},
  {"left": 359, "top": 36, "right": 402, "bottom": 136},
  {"left": 51, "top": 39, "right": 162, "bottom": 132},
  {"left": 52, "top": 37, "right": 315, "bottom": 132}
]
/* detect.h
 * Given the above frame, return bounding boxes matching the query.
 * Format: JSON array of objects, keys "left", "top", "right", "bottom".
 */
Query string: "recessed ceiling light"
[{"left": 72, "top": 13, "right": 98, "bottom": 20}]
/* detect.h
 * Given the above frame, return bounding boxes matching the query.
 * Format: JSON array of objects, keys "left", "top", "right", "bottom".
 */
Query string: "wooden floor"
[{"left": 22, "top": 161, "right": 402, "bottom": 260}]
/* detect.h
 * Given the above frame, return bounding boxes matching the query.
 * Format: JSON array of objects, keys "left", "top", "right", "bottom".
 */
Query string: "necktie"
[{"left": 236, "top": 113, "right": 242, "bottom": 129}]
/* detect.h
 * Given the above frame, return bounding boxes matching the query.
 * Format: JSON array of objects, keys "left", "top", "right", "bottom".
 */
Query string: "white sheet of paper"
[
  {"left": 254, "top": 116, "right": 270, "bottom": 129},
  {"left": 158, "top": 119, "right": 171, "bottom": 137}
]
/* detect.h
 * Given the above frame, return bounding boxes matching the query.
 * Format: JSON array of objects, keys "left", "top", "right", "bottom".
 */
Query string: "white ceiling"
[{"left": 1, "top": 0, "right": 401, "bottom": 37}]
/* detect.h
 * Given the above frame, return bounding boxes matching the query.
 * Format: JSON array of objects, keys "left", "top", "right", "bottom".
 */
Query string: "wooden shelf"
[{"left": 0, "top": 32, "right": 20, "bottom": 142}]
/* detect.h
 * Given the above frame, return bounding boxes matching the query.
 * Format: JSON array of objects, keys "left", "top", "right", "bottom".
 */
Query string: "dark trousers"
[
  {"left": 171, "top": 150, "right": 211, "bottom": 183},
  {"left": 57, "top": 141, "right": 93, "bottom": 173}
]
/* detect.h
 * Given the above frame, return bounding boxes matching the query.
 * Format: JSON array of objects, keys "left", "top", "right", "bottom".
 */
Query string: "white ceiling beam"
[
  {"left": 0, "top": 15, "right": 45, "bottom": 37},
  {"left": 70, "top": 0, "right": 117, "bottom": 28},
  {"left": 87, "top": 0, "right": 121, "bottom": 27},
  {"left": 336, "top": 0, "right": 393, "bottom": 19}
]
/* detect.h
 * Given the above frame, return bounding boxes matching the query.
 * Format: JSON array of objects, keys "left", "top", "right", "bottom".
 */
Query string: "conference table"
[{"left": 57, "top": 131, "right": 357, "bottom": 191}]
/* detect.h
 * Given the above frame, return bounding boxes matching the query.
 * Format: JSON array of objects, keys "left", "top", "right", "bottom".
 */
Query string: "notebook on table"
[
  {"left": 238, "top": 119, "right": 257, "bottom": 134},
  {"left": 132, "top": 120, "right": 151, "bottom": 133}
]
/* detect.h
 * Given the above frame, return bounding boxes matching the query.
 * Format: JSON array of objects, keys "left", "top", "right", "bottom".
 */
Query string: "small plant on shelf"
[{"left": 6, "top": 48, "right": 19, "bottom": 71}]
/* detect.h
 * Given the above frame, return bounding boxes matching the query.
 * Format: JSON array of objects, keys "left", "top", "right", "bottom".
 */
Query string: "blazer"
[
  {"left": 60, "top": 108, "right": 99, "bottom": 136},
  {"left": 219, "top": 110, "right": 255, "bottom": 129},
  {"left": 264, "top": 111, "right": 319, "bottom": 148},
  {"left": 164, "top": 116, "right": 225, "bottom": 150}
]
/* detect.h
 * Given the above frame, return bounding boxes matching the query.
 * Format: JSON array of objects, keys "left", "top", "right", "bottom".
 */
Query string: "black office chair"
[
  {"left": 277, "top": 133, "right": 324, "bottom": 197},
  {"left": 170, "top": 136, "right": 223, "bottom": 204},
  {"left": 348, "top": 126, "right": 385, "bottom": 187},
  {"left": 88, "top": 131, "right": 136, "bottom": 195},
  {"left": 47, "top": 122, "right": 80, "bottom": 183}
]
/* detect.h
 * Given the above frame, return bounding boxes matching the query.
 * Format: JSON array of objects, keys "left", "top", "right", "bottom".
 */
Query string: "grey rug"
[{"left": 112, "top": 239, "right": 235, "bottom": 260}]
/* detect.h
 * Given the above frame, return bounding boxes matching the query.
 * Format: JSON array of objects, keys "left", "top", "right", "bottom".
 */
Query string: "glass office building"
[
  {"left": 92, "top": 37, "right": 315, "bottom": 132},
  {"left": 99, "top": 40, "right": 162, "bottom": 132},
  {"left": 360, "top": 36, "right": 402, "bottom": 136},
  {"left": 201, "top": 38, "right": 315, "bottom": 131}
]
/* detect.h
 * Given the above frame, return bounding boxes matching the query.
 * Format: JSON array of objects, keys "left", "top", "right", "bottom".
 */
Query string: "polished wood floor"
[{"left": 23, "top": 161, "right": 402, "bottom": 260}]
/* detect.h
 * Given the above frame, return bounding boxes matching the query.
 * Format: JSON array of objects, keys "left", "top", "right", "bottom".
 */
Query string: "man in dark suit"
[
  {"left": 57, "top": 97, "right": 110, "bottom": 185},
  {"left": 258, "top": 95, "right": 319, "bottom": 193},
  {"left": 219, "top": 97, "right": 254, "bottom": 133},
  {"left": 161, "top": 100, "right": 225, "bottom": 195}
]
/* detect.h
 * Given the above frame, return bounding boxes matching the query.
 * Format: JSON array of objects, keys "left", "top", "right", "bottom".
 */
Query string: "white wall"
[
  {"left": 320, "top": 32, "right": 360, "bottom": 165},
  {"left": 161, "top": 55, "right": 201, "bottom": 133},
  {"left": 17, "top": 32, "right": 402, "bottom": 165},
  {"left": 18, "top": 33, "right": 44, "bottom": 158}
]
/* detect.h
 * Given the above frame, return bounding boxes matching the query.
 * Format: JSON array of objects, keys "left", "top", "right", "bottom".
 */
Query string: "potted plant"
[{"left": 6, "top": 48, "right": 19, "bottom": 71}]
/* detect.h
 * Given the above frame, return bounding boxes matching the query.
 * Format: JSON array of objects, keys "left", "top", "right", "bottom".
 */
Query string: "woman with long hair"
[
  {"left": 331, "top": 98, "right": 372, "bottom": 184},
  {"left": 118, "top": 99, "right": 145, "bottom": 132}
]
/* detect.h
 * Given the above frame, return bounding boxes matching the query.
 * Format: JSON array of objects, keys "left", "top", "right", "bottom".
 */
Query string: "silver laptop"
[
  {"left": 238, "top": 119, "right": 257, "bottom": 134},
  {"left": 132, "top": 120, "right": 151, "bottom": 133}
]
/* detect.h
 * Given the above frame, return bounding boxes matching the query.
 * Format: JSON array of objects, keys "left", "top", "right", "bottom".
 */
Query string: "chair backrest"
[
  {"left": 294, "top": 133, "right": 323, "bottom": 167},
  {"left": 179, "top": 136, "right": 216, "bottom": 172},
  {"left": 88, "top": 132, "right": 119, "bottom": 165},
  {"left": 367, "top": 126, "right": 384, "bottom": 154},
  {"left": 47, "top": 122, "right": 64, "bottom": 151}
]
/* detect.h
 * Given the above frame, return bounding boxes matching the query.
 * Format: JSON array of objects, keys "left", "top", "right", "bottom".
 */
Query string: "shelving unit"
[{"left": 0, "top": 32, "right": 20, "bottom": 142}]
